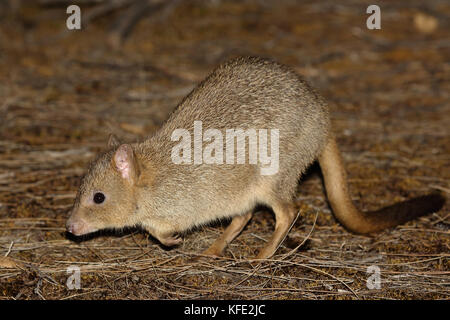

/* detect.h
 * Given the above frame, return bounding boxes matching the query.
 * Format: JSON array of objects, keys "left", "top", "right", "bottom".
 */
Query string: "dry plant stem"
[{"left": 281, "top": 210, "right": 318, "bottom": 260}]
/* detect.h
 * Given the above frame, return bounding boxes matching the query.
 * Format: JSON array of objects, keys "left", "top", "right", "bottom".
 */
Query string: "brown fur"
[{"left": 66, "top": 56, "right": 445, "bottom": 259}]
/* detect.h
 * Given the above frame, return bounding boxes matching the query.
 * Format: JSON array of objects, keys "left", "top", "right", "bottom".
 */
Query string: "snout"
[{"left": 66, "top": 216, "right": 91, "bottom": 236}]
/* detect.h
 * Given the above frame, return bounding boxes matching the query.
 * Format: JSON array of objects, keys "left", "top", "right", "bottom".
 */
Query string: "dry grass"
[{"left": 0, "top": 0, "right": 449, "bottom": 299}]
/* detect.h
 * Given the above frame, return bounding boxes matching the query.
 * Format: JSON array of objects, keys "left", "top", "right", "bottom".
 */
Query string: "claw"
[{"left": 158, "top": 233, "right": 182, "bottom": 247}]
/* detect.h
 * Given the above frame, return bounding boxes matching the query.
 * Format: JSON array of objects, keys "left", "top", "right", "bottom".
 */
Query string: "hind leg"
[
  {"left": 203, "top": 212, "right": 253, "bottom": 257},
  {"left": 255, "top": 201, "right": 298, "bottom": 259}
]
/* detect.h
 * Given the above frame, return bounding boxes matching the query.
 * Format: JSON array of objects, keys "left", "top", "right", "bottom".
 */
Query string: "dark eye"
[{"left": 93, "top": 192, "right": 105, "bottom": 204}]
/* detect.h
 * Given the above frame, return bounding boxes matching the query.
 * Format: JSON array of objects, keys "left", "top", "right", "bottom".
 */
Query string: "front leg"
[{"left": 143, "top": 220, "right": 183, "bottom": 247}]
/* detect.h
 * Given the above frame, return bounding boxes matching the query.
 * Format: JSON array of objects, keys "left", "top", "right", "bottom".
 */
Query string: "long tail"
[{"left": 318, "top": 136, "right": 445, "bottom": 234}]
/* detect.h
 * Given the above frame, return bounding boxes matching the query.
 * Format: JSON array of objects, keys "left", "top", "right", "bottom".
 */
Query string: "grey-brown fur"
[{"left": 139, "top": 57, "right": 330, "bottom": 230}]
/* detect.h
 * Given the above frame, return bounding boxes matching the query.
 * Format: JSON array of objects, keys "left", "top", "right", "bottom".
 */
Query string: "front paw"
[{"left": 158, "top": 233, "right": 183, "bottom": 247}]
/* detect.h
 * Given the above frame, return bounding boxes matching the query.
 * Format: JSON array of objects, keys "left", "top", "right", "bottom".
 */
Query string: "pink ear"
[{"left": 114, "top": 145, "right": 132, "bottom": 179}]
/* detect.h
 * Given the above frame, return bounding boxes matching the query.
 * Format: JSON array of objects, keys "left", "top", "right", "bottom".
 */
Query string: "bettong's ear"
[
  {"left": 113, "top": 144, "right": 140, "bottom": 183},
  {"left": 108, "top": 134, "right": 121, "bottom": 149}
]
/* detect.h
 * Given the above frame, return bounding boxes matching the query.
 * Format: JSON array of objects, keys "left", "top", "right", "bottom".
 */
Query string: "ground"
[{"left": 0, "top": 0, "right": 449, "bottom": 299}]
